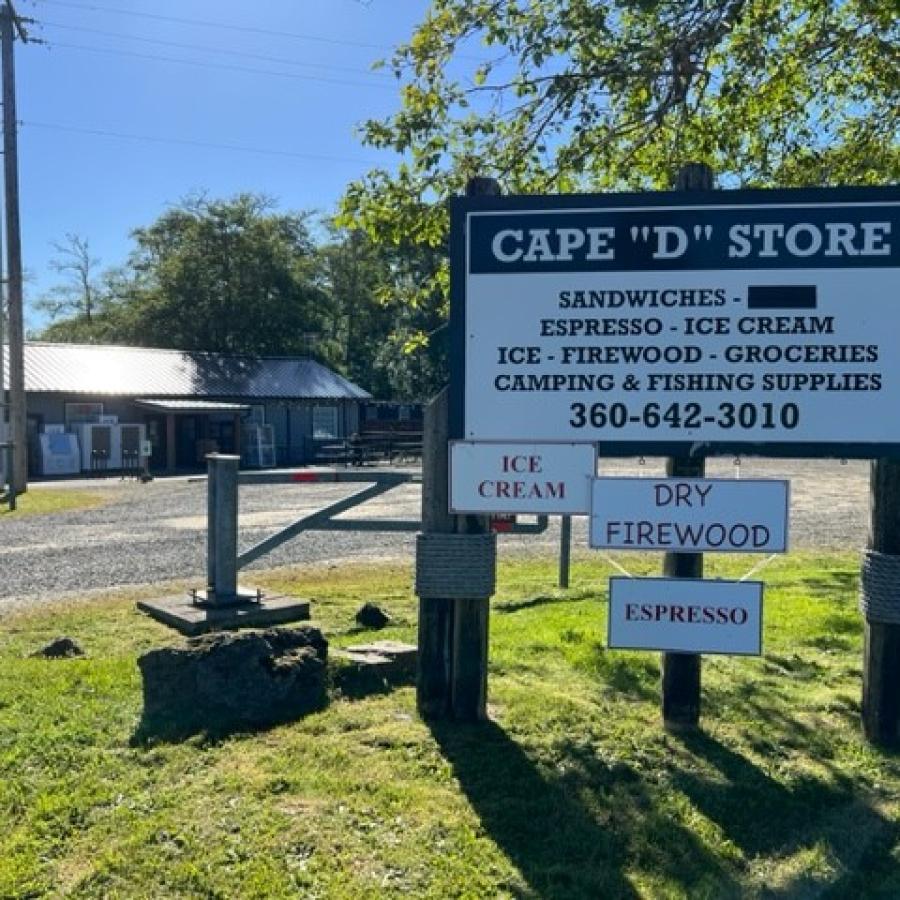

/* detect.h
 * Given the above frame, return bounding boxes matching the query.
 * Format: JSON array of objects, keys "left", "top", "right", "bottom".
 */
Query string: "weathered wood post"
[
  {"left": 416, "top": 393, "right": 496, "bottom": 721},
  {"left": 415, "top": 176, "right": 499, "bottom": 722},
  {"left": 417, "top": 387, "right": 457, "bottom": 716},
  {"left": 661, "top": 162, "right": 714, "bottom": 731},
  {"left": 861, "top": 459, "right": 900, "bottom": 746}
]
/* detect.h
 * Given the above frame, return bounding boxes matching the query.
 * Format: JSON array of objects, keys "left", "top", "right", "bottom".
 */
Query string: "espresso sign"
[
  {"left": 590, "top": 477, "right": 789, "bottom": 553},
  {"left": 450, "top": 186, "right": 900, "bottom": 456},
  {"left": 608, "top": 577, "right": 763, "bottom": 655}
]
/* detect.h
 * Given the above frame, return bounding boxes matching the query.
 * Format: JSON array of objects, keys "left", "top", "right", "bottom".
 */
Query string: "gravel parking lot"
[{"left": 0, "top": 457, "right": 870, "bottom": 614}]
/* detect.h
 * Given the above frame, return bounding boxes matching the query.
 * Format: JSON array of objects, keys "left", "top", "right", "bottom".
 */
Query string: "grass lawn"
[
  {"left": 1, "top": 551, "right": 899, "bottom": 898},
  {"left": 0, "top": 488, "right": 107, "bottom": 517}
]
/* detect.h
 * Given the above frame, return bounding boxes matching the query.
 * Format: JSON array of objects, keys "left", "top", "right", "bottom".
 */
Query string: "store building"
[{"left": 8, "top": 342, "right": 370, "bottom": 475}]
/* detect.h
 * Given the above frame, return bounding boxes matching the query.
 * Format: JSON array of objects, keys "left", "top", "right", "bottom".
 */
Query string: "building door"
[
  {"left": 144, "top": 416, "right": 167, "bottom": 471},
  {"left": 210, "top": 418, "right": 236, "bottom": 454},
  {"left": 176, "top": 416, "right": 198, "bottom": 468},
  {"left": 26, "top": 414, "right": 42, "bottom": 478}
]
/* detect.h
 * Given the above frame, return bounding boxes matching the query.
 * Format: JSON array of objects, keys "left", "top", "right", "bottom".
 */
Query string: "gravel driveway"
[{"left": 0, "top": 458, "right": 870, "bottom": 613}]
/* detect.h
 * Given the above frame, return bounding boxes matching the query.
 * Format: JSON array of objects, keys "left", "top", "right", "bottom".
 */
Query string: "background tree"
[
  {"left": 33, "top": 234, "right": 103, "bottom": 332},
  {"left": 318, "top": 227, "right": 392, "bottom": 393},
  {"left": 339, "top": 0, "right": 899, "bottom": 315},
  {"left": 124, "top": 193, "right": 335, "bottom": 357},
  {"left": 36, "top": 194, "right": 339, "bottom": 362},
  {"left": 318, "top": 226, "right": 447, "bottom": 399},
  {"left": 368, "top": 238, "right": 448, "bottom": 401}
]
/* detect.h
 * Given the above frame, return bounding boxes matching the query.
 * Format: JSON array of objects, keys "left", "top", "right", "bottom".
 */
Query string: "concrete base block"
[
  {"left": 342, "top": 640, "right": 417, "bottom": 672},
  {"left": 332, "top": 640, "right": 418, "bottom": 695},
  {"left": 137, "top": 593, "right": 311, "bottom": 636}
]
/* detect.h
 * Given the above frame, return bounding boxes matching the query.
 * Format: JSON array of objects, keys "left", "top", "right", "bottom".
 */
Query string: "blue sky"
[{"left": 15, "top": 0, "right": 430, "bottom": 329}]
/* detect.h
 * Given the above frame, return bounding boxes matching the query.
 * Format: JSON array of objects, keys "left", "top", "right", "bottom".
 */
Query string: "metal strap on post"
[
  {"left": 860, "top": 550, "right": 900, "bottom": 624},
  {"left": 415, "top": 533, "right": 497, "bottom": 600}
]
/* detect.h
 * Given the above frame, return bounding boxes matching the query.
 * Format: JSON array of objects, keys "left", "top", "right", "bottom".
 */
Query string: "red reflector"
[{"left": 292, "top": 472, "right": 318, "bottom": 483}]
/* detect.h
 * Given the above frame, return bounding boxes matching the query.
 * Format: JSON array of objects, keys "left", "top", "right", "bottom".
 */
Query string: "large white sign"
[
  {"left": 590, "top": 477, "right": 788, "bottom": 553},
  {"left": 451, "top": 187, "right": 900, "bottom": 454},
  {"left": 608, "top": 577, "right": 763, "bottom": 655},
  {"left": 449, "top": 441, "right": 595, "bottom": 514}
]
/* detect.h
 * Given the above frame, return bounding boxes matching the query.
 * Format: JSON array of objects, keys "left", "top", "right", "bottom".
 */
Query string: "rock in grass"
[
  {"left": 31, "top": 637, "right": 85, "bottom": 658},
  {"left": 136, "top": 626, "right": 327, "bottom": 739},
  {"left": 355, "top": 602, "right": 391, "bottom": 629}
]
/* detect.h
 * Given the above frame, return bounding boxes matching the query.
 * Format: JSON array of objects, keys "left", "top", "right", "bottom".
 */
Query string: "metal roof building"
[
  {"left": 19, "top": 342, "right": 370, "bottom": 400},
  {"left": 8, "top": 342, "right": 371, "bottom": 474}
]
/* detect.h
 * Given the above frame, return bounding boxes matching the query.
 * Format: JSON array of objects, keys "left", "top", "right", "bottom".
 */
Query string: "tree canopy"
[
  {"left": 124, "top": 193, "right": 330, "bottom": 356},
  {"left": 339, "top": 0, "right": 899, "bottom": 311},
  {"left": 318, "top": 226, "right": 449, "bottom": 400},
  {"left": 35, "top": 196, "right": 446, "bottom": 400},
  {"left": 39, "top": 195, "right": 331, "bottom": 357}
]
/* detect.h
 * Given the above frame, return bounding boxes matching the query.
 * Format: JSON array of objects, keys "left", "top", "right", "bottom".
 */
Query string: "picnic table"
[
  {"left": 315, "top": 433, "right": 423, "bottom": 466},
  {"left": 315, "top": 437, "right": 374, "bottom": 466}
]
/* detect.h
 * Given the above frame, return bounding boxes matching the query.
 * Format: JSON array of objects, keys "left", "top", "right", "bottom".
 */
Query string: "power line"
[
  {"left": 21, "top": 120, "right": 386, "bottom": 165},
  {"left": 29, "top": 0, "right": 392, "bottom": 51},
  {"left": 37, "top": 19, "right": 393, "bottom": 79},
  {"left": 28, "top": 0, "right": 488, "bottom": 63},
  {"left": 43, "top": 40, "right": 397, "bottom": 90}
]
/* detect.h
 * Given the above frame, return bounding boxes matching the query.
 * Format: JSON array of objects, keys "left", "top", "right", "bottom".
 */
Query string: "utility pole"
[
  {"left": 0, "top": 1, "right": 29, "bottom": 494},
  {"left": 0, "top": 138, "right": 4, "bottom": 495}
]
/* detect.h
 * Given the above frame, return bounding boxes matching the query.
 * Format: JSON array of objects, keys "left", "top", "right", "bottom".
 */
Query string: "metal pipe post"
[
  {"left": 207, "top": 453, "right": 239, "bottom": 604},
  {"left": 559, "top": 515, "right": 572, "bottom": 589}
]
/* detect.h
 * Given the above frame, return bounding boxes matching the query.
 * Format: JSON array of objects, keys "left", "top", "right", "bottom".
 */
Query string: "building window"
[
  {"left": 65, "top": 402, "right": 103, "bottom": 428},
  {"left": 243, "top": 404, "right": 266, "bottom": 426},
  {"left": 312, "top": 406, "right": 338, "bottom": 439}
]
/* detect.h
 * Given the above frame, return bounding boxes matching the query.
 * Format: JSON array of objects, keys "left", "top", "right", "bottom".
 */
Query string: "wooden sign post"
[
  {"left": 862, "top": 459, "right": 900, "bottom": 746},
  {"left": 416, "top": 387, "right": 495, "bottom": 721},
  {"left": 415, "top": 177, "right": 500, "bottom": 722},
  {"left": 661, "top": 164, "right": 713, "bottom": 730},
  {"left": 661, "top": 453, "right": 705, "bottom": 729}
]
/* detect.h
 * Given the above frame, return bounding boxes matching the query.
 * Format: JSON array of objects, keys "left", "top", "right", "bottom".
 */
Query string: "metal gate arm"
[{"left": 236, "top": 481, "right": 395, "bottom": 569}]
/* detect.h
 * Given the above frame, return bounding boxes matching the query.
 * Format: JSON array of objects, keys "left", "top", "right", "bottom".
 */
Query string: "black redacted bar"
[{"left": 747, "top": 285, "right": 817, "bottom": 309}]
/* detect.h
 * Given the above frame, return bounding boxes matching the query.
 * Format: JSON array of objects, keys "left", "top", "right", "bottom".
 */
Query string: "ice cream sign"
[{"left": 449, "top": 442, "right": 595, "bottom": 514}]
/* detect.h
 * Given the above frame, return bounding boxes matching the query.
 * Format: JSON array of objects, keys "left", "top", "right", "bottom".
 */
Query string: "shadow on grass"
[
  {"left": 820, "top": 612, "right": 862, "bottom": 636},
  {"left": 494, "top": 594, "right": 584, "bottom": 614},
  {"left": 669, "top": 730, "right": 876, "bottom": 858},
  {"left": 798, "top": 570, "right": 858, "bottom": 596},
  {"left": 429, "top": 719, "right": 739, "bottom": 899},
  {"left": 700, "top": 687, "right": 849, "bottom": 764},
  {"left": 588, "top": 652, "right": 659, "bottom": 702},
  {"left": 803, "top": 633, "right": 853, "bottom": 652},
  {"left": 131, "top": 703, "right": 327, "bottom": 746},
  {"left": 763, "top": 653, "right": 828, "bottom": 680}
]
